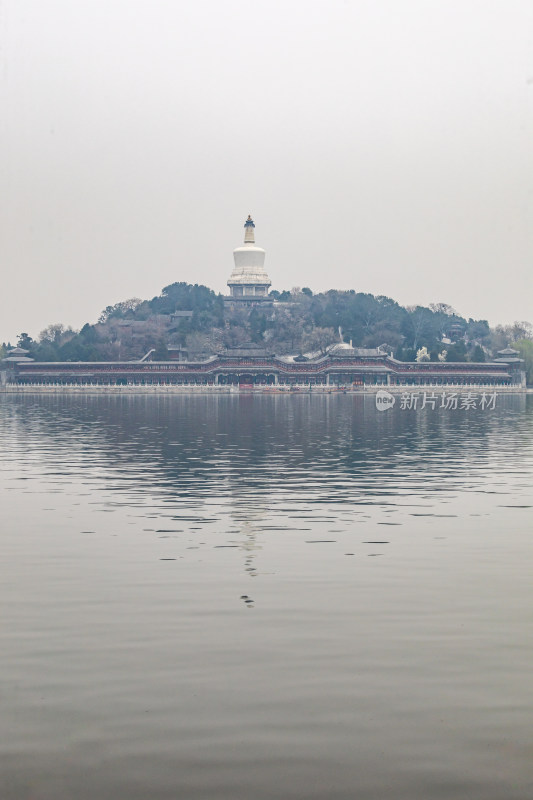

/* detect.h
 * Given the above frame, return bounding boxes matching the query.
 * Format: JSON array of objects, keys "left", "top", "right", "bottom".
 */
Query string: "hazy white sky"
[{"left": 1, "top": 0, "right": 532, "bottom": 343}]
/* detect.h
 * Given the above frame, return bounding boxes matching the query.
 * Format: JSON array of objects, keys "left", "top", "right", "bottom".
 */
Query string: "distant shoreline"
[{"left": 0, "top": 384, "right": 528, "bottom": 395}]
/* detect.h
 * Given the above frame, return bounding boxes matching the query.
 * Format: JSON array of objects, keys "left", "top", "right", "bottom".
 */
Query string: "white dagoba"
[{"left": 227, "top": 215, "right": 272, "bottom": 301}]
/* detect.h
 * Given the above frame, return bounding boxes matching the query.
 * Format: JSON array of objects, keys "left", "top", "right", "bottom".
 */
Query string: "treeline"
[{"left": 4, "top": 283, "right": 532, "bottom": 380}]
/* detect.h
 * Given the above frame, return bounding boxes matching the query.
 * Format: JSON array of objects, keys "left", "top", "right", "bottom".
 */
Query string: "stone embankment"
[{"left": 0, "top": 384, "right": 526, "bottom": 395}]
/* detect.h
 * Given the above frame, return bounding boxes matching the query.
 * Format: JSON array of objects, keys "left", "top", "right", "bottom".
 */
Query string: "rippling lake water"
[{"left": 1, "top": 393, "right": 532, "bottom": 800}]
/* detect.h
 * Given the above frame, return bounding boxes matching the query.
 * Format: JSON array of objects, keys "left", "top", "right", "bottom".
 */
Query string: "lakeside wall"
[{"left": 0, "top": 383, "right": 527, "bottom": 395}]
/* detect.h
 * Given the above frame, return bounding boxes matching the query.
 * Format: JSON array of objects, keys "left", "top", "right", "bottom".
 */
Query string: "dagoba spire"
[
  {"left": 244, "top": 215, "right": 255, "bottom": 244},
  {"left": 226, "top": 215, "right": 272, "bottom": 304}
]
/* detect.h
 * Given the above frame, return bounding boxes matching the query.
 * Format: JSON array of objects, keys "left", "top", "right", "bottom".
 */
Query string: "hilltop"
[{"left": 4, "top": 283, "right": 532, "bottom": 379}]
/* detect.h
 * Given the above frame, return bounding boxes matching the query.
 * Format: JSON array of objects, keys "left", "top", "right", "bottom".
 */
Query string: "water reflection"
[
  {"left": 1, "top": 394, "right": 529, "bottom": 508},
  {"left": 0, "top": 394, "right": 532, "bottom": 800}
]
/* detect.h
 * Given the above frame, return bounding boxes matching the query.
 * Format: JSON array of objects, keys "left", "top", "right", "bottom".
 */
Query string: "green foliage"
[
  {"left": 17, "top": 332, "right": 36, "bottom": 352},
  {"left": 23, "top": 279, "right": 526, "bottom": 366},
  {"left": 27, "top": 323, "right": 102, "bottom": 362},
  {"left": 36, "top": 344, "right": 59, "bottom": 361},
  {"left": 446, "top": 341, "right": 467, "bottom": 362},
  {"left": 466, "top": 319, "right": 490, "bottom": 341},
  {"left": 429, "top": 346, "right": 447, "bottom": 362},
  {"left": 402, "top": 305, "right": 464, "bottom": 355},
  {"left": 397, "top": 347, "right": 416, "bottom": 362},
  {"left": 98, "top": 299, "right": 142, "bottom": 323},
  {"left": 153, "top": 340, "right": 169, "bottom": 360},
  {"left": 277, "top": 290, "right": 291, "bottom": 302},
  {"left": 80, "top": 323, "right": 99, "bottom": 344},
  {"left": 471, "top": 345, "right": 486, "bottom": 362},
  {"left": 309, "top": 291, "right": 406, "bottom": 351},
  {"left": 149, "top": 283, "right": 217, "bottom": 316},
  {"left": 249, "top": 309, "right": 268, "bottom": 343},
  {"left": 513, "top": 339, "right": 533, "bottom": 385},
  {"left": 56, "top": 337, "right": 99, "bottom": 362}
]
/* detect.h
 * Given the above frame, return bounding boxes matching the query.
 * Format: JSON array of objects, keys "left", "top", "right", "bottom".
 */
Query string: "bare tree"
[
  {"left": 405, "top": 306, "right": 431, "bottom": 351},
  {"left": 39, "top": 323, "right": 66, "bottom": 344},
  {"left": 267, "top": 307, "right": 306, "bottom": 353},
  {"left": 39, "top": 323, "right": 76, "bottom": 345},
  {"left": 98, "top": 298, "right": 142, "bottom": 324},
  {"left": 429, "top": 302, "right": 457, "bottom": 316},
  {"left": 186, "top": 331, "right": 222, "bottom": 358},
  {"left": 490, "top": 321, "right": 533, "bottom": 352},
  {"left": 301, "top": 327, "right": 337, "bottom": 355},
  {"left": 511, "top": 321, "right": 533, "bottom": 341}
]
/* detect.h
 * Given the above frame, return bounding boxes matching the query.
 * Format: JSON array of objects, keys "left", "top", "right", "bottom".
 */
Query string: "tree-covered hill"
[{"left": 6, "top": 282, "right": 532, "bottom": 375}]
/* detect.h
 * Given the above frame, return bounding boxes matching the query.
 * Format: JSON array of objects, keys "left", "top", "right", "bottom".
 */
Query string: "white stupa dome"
[{"left": 227, "top": 216, "right": 271, "bottom": 296}]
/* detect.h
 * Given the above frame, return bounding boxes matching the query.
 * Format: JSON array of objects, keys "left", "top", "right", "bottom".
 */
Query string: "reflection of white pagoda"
[{"left": 226, "top": 216, "right": 272, "bottom": 306}]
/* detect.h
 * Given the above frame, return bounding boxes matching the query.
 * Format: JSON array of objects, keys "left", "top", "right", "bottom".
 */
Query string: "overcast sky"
[{"left": 1, "top": 0, "right": 532, "bottom": 343}]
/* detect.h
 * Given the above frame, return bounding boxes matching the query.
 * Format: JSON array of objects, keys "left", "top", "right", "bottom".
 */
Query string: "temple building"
[
  {"left": 0, "top": 216, "right": 527, "bottom": 392},
  {"left": 226, "top": 216, "right": 272, "bottom": 306},
  {"left": 1, "top": 347, "right": 525, "bottom": 389}
]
